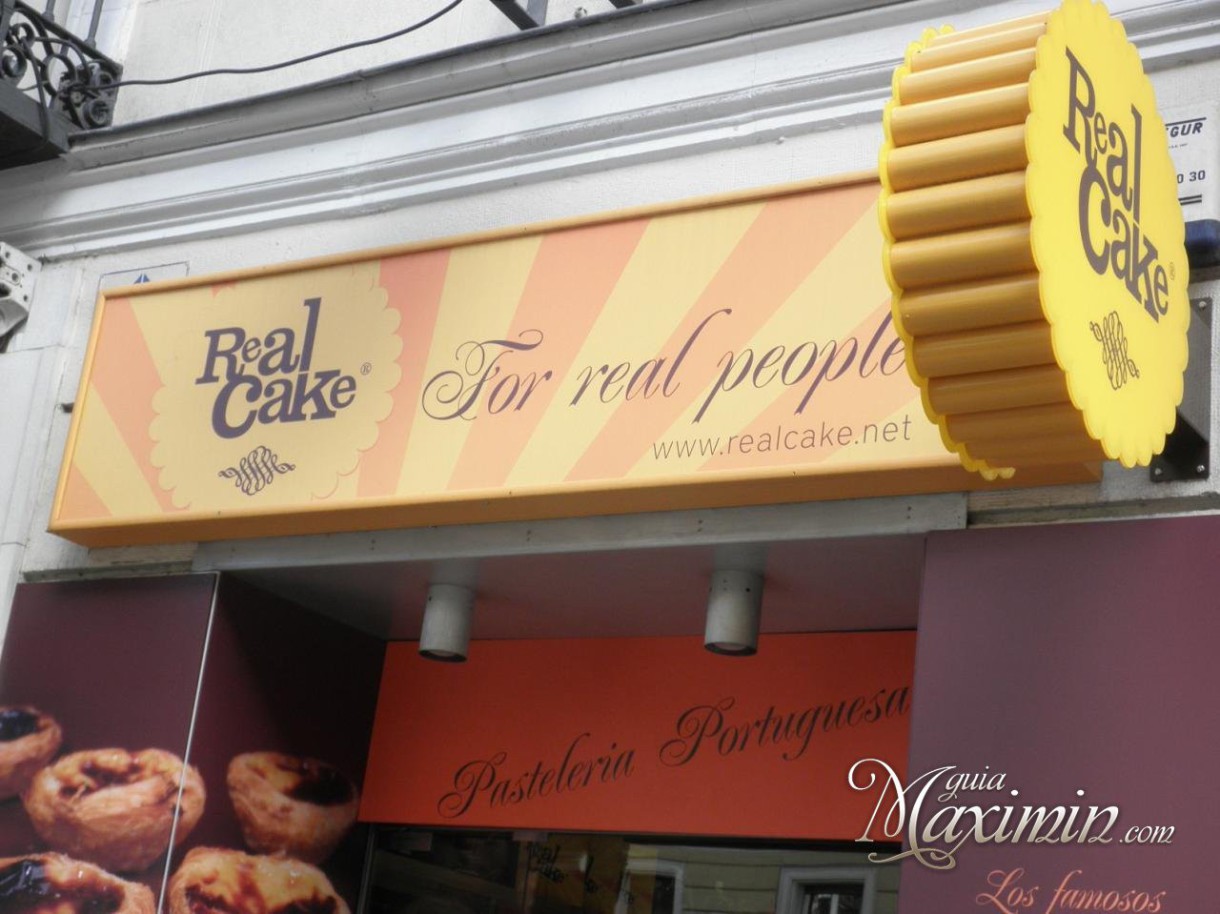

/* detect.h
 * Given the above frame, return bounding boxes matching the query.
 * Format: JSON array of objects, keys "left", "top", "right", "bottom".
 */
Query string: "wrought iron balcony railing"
[{"left": 0, "top": 0, "right": 121, "bottom": 167}]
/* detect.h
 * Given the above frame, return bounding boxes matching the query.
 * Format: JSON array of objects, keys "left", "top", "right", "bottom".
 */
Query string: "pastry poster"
[
  {"left": 0, "top": 574, "right": 385, "bottom": 914},
  {"left": 0, "top": 575, "right": 215, "bottom": 907},
  {"left": 171, "top": 575, "right": 386, "bottom": 911}
]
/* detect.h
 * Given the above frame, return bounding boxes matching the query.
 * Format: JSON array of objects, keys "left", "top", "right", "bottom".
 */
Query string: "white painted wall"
[
  {"left": 30, "top": 0, "right": 690, "bottom": 124},
  {"left": 1, "top": 0, "right": 1219, "bottom": 651},
  {"left": 113, "top": 0, "right": 519, "bottom": 122}
]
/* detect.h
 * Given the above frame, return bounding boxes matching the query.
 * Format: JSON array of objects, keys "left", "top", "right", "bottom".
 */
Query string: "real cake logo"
[
  {"left": 194, "top": 297, "right": 358, "bottom": 439},
  {"left": 1013, "top": 0, "right": 1189, "bottom": 470},
  {"left": 150, "top": 262, "right": 402, "bottom": 509},
  {"left": 879, "top": 0, "right": 1189, "bottom": 474},
  {"left": 1063, "top": 48, "right": 1171, "bottom": 328}
]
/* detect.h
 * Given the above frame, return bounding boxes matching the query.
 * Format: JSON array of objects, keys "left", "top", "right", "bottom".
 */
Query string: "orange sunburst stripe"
[
  {"left": 447, "top": 218, "right": 650, "bottom": 492},
  {"left": 58, "top": 464, "right": 112, "bottom": 520},
  {"left": 356, "top": 250, "right": 451, "bottom": 498},
  {"left": 698, "top": 299, "right": 914, "bottom": 471},
  {"left": 565, "top": 183, "right": 879, "bottom": 482},
  {"left": 89, "top": 298, "right": 179, "bottom": 512}
]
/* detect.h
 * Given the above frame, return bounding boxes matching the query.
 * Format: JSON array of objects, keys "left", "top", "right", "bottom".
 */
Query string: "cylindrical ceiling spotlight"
[
  {"left": 419, "top": 583, "right": 475, "bottom": 662},
  {"left": 704, "top": 568, "right": 763, "bottom": 656}
]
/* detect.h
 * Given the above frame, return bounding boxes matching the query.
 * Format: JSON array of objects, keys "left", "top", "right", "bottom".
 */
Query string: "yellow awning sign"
[
  {"left": 60, "top": 3, "right": 1185, "bottom": 548},
  {"left": 879, "top": 0, "right": 1189, "bottom": 477},
  {"left": 63, "top": 179, "right": 1094, "bottom": 548}
]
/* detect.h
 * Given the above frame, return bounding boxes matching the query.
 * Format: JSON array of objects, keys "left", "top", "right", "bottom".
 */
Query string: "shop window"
[
  {"left": 776, "top": 868, "right": 875, "bottom": 914},
  {"left": 370, "top": 830, "right": 893, "bottom": 914},
  {"left": 615, "top": 857, "right": 682, "bottom": 914},
  {"left": 801, "top": 887, "right": 862, "bottom": 914}
]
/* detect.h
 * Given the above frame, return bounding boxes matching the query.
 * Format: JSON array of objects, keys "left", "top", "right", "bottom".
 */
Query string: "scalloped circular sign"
[{"left": 879, "top": 0, "right": 1189, "bottom": 477}]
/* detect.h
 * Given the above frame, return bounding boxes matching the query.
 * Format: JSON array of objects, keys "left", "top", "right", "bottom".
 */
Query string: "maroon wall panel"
[
  {"left": 0, "top": 574, "right": 384, "bottom": 914},
  {"left": 896, "top": 517, "right": 1218, "bottom": 913}
]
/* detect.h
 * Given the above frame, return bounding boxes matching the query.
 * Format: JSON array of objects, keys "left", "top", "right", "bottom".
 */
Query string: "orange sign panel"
[
  {"left": 52, "top": 178, "right": 1087, "bottom": 547},
  {"left": 360, "top": 633, "right": 914, "bottom": 840}
]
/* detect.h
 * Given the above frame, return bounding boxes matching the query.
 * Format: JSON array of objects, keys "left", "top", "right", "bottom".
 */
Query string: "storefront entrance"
[{"left": 368, "top": 829, "right": 892, "bottom": 914}]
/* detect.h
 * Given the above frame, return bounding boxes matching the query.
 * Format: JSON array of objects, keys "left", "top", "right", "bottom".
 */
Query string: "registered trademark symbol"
[{"left": 361, "top": 362, "right": 372, "bottom": 375}]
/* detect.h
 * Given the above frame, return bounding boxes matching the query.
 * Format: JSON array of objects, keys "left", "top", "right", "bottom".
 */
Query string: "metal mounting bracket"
[
  {"left": 1151, "top": 293, "right": 1211, "bottom": 481},
  {"left": 487, "top": 0, "right": 549, "bottom": 29},
  {"left": 488, "top": 0, "right": 636, "bottom": 30}
]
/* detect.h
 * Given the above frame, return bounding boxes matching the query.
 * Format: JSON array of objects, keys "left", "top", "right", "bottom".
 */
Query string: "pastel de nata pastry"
[
  {"left": 167, "top": 847, "right": 351, "bottom": 914},
  {"left": 0, "top": 852, "right": 155, "bottom": 914},
  {"left": 0, "top": 706, "right": 63, "bottom": 799},
  {"left": 227, "top": 752, "right": 359, "bottom": 864},
  {"left": 23, "top": 748, "right": 206, "bottom": 873}
]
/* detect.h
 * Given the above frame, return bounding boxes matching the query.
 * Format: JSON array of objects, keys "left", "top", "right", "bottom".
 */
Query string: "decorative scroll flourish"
[
  {"left": 1, "top": 1, "right": 122, "bottom": 129},
  {"left": 1090, "top": 311, "right": 1140, "bottom": 390},
  {"left": 217, "top": 446, "right": 296, "bottom": 496}
]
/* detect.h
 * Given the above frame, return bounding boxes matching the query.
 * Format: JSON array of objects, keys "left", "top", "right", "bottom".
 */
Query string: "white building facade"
[
  {"left": 0, "top": 2, "right": 1217, "bottom": 909},
  {"left": 3, "top": 0, "right": 1218, "bottom": 632}
]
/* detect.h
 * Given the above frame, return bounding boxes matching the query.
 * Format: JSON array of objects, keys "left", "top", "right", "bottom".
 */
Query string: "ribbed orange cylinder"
[
  {"left": 880, "top": 9, "right": 1104, "bottom": 473},
  {"left": 885, "top": 125, "right": 1028, "bottom": 192}
]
